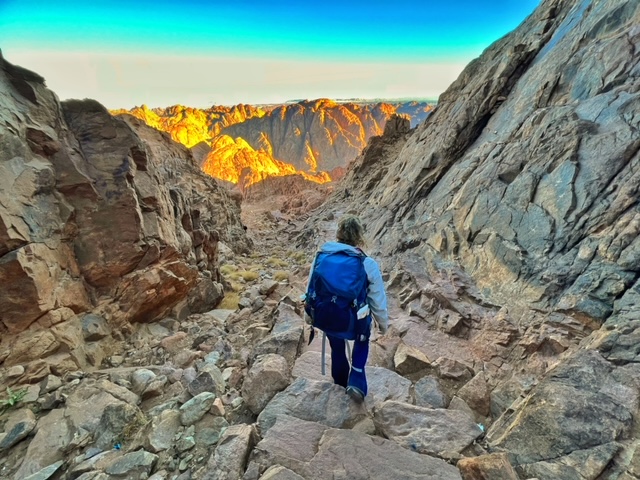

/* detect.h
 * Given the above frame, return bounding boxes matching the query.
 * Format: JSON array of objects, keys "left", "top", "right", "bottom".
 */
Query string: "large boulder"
[
  {"left": 248, "top": 414, "right": 462, "bottom": 480},
  {"left": 365, "top": 366, "right": 412, "bottom": 407},
  {"left": 486, "top": 350, "right": 638, "bottom": 474},
  {"left": 373, "top": 400, "right": 482, "bottom": 456},
  {"left": 0, "top": 408, "right": 37, "bottom": 452},
  {"left": 13, "top": 409, "right": 73, "bottom": 478},
  {"left": 242, "top": 353, "right": 290, "bottom": 414},
  {"left": 457, "top": 453, "right": 519, "bottom": 480},
  {"left": 251, "top": 303, "right": 305, "bottom": 368},
  {"left": 257, "top": 377, "right": 366, "bottom": 434},
  {"left": 198, "top": 424, "right": 259, "bottom": 480}
]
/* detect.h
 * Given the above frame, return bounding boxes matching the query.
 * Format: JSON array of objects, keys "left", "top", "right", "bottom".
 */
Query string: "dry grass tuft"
[
  {"left": 220, "top": 264, "right": 238, "bottom": 276},
  {"left": 289, "top": 251, "right": 308, "bottom": 263},
  {"left": 240, "top": 270, "right": 259, "bottom": 282},
  {"left": 266, "top": 257, "right": 289, "bottom": 268},
  {"left": 219, "top": 291, "right": 240, "bottom": 309},
  {"left": 273, "top": 270, "right": 290, "bottom": 282}
]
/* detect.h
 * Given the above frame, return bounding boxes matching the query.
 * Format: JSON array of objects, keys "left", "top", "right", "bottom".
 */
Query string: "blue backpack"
[{"left": 305, "top": 249, "right": 370, "bottom": 341}]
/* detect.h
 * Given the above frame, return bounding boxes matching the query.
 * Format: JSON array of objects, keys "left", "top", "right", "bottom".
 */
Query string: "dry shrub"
[
  {"left": 219, "top": 291, "right": 240, "bottom": 309},
  {"left": 220, "top": 264, "right": 238, "bottom": 276},
  {"left": 240, "top": 270, "right": 259, "bottom": 282},
  {"left": 274, "top": 270, "right": 290, "bottom": 282},
  {"left": 120, "top": 410, "right": 149, "bottom": 444},
  {"left": 289, "top": 251, "right": 308, "bottom": 263},
  {"left": 266, "top": 257, "right": 289, "bottom": 268}
]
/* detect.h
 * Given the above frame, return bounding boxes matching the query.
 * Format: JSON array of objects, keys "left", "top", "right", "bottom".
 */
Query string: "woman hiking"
[{"left": 304, "top": 214, "right": 389, "bottom": 402}]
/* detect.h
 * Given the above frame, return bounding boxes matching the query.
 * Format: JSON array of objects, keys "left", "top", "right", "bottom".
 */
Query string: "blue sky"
[{"left": 0, "top": 0, "right": 541, "bottom": 108}]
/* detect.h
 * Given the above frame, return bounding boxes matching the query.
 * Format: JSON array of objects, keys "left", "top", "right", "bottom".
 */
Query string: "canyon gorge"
[{"left": 1, "top": 0, "right": 639, "bottom": 479}]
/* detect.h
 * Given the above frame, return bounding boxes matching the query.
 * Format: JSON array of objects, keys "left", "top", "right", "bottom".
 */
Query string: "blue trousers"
[{"left": 327, "top": 333, "right": 370, "bottom": 395}]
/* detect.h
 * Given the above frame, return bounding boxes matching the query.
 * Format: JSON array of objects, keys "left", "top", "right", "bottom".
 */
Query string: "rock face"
[
  {"left": 111, "top": 103, "right": 267, "bottom": 148},
  {"left": 116, "top": 99, "right": 433, "bottom": 187},
  {"left": 247, "top": 415, "right": 463, "bottom": 480},
  {"left": 310, "top": 0, "right": 640, "bottom": 478},
  {"left": 0, "top": 52, "right": 249, "bottom": 365},
  {"left": 373, "top": 400, "right": 482, "bottom": 456},
  {"left": 220, "top": 99, "right": 426, "bottom": 173},
  {"left": 486, "top": 350, "right": 637, "bottom": 477},
  {"left": 341, "top": 0, "right": 640, "bottom": 325},
  {"left": 201, "top": 134, "right": 331, "bottom": 187}
]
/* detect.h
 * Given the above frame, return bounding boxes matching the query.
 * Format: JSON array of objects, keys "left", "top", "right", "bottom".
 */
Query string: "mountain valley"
[{"left": 1, "top": 0, "right": 640, "bottom": 479}]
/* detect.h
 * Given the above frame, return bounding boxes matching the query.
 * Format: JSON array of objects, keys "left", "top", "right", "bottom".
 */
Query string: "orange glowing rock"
[{"left": 201, "top": 135, "right": 331, "bottom": 187}]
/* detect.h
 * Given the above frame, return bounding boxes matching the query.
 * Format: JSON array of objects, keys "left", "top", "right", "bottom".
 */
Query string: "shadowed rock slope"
[
  {"left": 306, "top": 0, "right": 640, "bottom": 477},
  {"left": 345, "top": 0, "right": 640, "bottom": 323},
  {"left": 0, "top": 52, "right": 250, "bottom": 372}
]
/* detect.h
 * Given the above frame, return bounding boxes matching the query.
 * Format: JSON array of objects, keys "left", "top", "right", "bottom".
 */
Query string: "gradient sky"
[{"left": 0, "top": 0, "right": 541, "bottom": 108}]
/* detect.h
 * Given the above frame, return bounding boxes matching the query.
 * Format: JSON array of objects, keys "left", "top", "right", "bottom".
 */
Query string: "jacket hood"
[{"left": 319, "top": 241, "right": 360, "bottom": 255}]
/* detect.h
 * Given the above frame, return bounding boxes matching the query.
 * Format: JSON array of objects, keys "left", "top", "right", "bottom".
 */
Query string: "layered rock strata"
[
  {"left": 308, "top": 0, "right": 640, "bottom": 477},
  {"left": 0, "top": 52, "right": 249, "bottom": 373}
]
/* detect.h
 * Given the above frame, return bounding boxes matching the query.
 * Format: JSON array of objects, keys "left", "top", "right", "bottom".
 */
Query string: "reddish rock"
[
  {"left": 0, "top": 52, "right": 250, "bottom": 367},
  {"left": 160, "top": 331, "right": 190, "bottom": 354},
  {"left": 458, "top": 453, "right": 519, "bottom": 480}
]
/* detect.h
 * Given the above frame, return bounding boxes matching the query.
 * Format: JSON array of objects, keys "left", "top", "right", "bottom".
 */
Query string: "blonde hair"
[{"left": 336, "top": 215, "right": 366, "bottom": 247}]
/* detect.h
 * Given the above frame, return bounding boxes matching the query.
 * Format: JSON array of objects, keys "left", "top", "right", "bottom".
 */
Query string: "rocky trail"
[
  {"left": 3, "top": 0, "right": 640, "bottom": 478},
  {"left": 0, "top": 185, "right": 574, "bottom": 480},
  {"left": 0, "top": 197, "right": 520, "bottom": 480},
  {"left": 3, "top": 193, "right": 638, "bottom": 480}
]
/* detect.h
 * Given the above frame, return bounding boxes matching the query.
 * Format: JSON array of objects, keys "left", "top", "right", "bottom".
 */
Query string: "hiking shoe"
[
  {"left": 346, "top": 386, "right": 365, "bottom": 403},
  {"left": 347, "top": 366, "right": 368, "bottom": 397}
]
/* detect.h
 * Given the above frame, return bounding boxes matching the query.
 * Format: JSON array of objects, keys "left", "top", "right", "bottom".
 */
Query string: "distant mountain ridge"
[
  {"left": 113, "top": 99, "right": 434, "bottom": 187},
  {"left": 111, "top": 103, "right": 268, "bottom": 149}
]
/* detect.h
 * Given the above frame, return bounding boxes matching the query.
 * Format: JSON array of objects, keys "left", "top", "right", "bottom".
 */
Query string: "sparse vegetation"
[
  {"left": 221, "top": 264, "right": 259, "bottom": 283},
  {"left": 289, "top": 251, "right": 308, "bottom": 263},
  {"left": 119, "top": 410, "right": 149, "bottom": 444},
  {"left": 220, "top": 264, "right": 239, "bottom": 276},
  {"left": 266, "top": 257, "right": 289, "bottom": 268},
  {"left": 273, "top": 270, "right": 290, "bottom": 282},
  {"left": 0, "top": 387, "right": 28, "bottom": 413},
  {"left": 239, "top": 270, "right": 260, "bottom": 282},
  {"left": 219, "top": 291, "right": 241, "bottom": 309}
]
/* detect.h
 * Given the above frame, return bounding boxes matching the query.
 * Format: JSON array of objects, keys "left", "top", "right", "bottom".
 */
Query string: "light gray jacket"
[{"left": 308, "top": 241, "right": 389, "bottom": 330}]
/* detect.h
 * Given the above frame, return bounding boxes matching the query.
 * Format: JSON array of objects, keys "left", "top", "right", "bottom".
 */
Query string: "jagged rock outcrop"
[
  {"left": 220, "top": 99, "right": 420, "bottom": 173},
  {"left": 201, "top": 135, "right": 330, "bottom": 187},
  {"left": 343, "top": 0, "right": 640, "bottom": 324},
  {"left": 312, "top": 0, "right": 640, "bottom": 478},
  {"left": 111, "top": 103, "right": 267, "bottom": 148},
  {"left": 0, "top": 52, "right": 250, "bottom": 372},
  {"left": 116, "top": 100, "right": 433, "bottom": 188}
]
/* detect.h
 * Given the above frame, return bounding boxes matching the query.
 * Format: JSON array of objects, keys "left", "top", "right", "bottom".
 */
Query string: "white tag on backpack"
[{"left": 357, "top": 305, "right": 370, "bottom": 319}]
